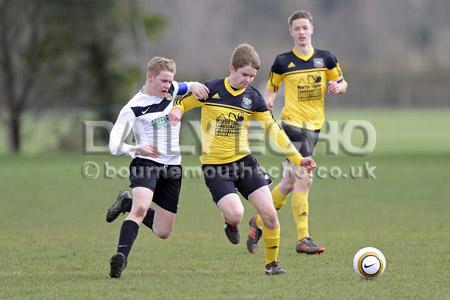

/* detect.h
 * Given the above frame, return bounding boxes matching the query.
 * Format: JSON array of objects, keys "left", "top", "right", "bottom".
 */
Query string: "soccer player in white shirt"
[{"left": 107, "top": 56, "right": 208, "bottom": 278}]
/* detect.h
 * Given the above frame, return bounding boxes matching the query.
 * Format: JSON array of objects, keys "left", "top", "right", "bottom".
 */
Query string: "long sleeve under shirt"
[{"left": 109, "top": 81, "right": 188, "bottom": 165}]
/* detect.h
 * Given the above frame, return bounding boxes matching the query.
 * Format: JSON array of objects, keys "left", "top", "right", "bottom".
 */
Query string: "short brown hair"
[
  {"left": 231, "top": 43, "right": 261, "bottom": 70},
  {"left": 147, "top": 56, "right": 176, "bottom": 76},
  {"left": 288, "top": 10, "right": 313, "bottom": 27}
]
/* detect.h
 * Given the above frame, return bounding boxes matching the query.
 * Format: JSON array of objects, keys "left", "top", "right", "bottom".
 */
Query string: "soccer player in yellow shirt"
[
  {"left": 169, "top": 43, "right": 316, "bottom": 274},
  {"left": 247, "top": 10, "right": 348, "bottom": 255}
]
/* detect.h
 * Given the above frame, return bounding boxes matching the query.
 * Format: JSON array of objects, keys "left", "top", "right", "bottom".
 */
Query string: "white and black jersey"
[{"left": 109, "top": 81, "right": 189, "bottom": 165}]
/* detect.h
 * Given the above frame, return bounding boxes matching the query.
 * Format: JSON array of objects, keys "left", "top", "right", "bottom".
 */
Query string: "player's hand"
[
  {"left": 328, "top": 80, "right": 343, "bottom": 94},
  {"left": 266, "top": 98, "right": 274, "bottom": 111},
  {"left": 190, "top": 82, "right": 209, "bottom": 99},
  {"left": 136, "top": 144, "right": 159, "bottom": 157},
  {"left": 300, "top": 157, "right": 316, "bottom": 172},
  {"left": 168, "top": 108, "right": 184, "bottom": 125}
]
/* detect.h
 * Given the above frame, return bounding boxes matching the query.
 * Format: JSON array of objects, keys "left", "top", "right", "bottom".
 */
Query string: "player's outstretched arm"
[
  {"left": 254, "top": 111, "right": 317, "bottom": 171},
  {"left": 170, "top": 92, "right": 206, "bottom": 125},
  {"left": 189, "top": 82, "right": 209, "bottom": 99}
]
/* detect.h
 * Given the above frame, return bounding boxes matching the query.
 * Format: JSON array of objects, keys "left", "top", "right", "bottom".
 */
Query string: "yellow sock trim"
[
  {"left": 262, "top": 223, "right": 280, "bottom": 265},
  {"left": 272, "top": 185, "right": 288, "bottom": 210},
  {"left": 292, "top": 191, "right": 309, "bottom": 241}
]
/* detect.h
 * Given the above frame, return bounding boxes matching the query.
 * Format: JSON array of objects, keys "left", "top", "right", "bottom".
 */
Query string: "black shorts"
[
  {"left": 281, "top": 122, "right": 320, "bottom": 157},
  {"left": 129, "top": 157, "right": 182, "bottom": 213},
  {"left": 202, "top": 155, "right": 272, "bottom": 204}
]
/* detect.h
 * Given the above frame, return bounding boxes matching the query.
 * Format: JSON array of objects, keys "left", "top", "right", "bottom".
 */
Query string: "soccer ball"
[{"left": 353, "top": 247, "right": 386, "bottom": 279}]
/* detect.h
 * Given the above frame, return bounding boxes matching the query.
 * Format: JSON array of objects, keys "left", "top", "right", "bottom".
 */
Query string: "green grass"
[{"left": 1, "top": 109, "right": 450, "bottom": 299}]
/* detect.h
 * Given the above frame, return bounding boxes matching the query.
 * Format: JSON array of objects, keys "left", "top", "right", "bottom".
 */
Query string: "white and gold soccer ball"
[{"left": 353, "top": 247, "right": 386, "bottom": 279}]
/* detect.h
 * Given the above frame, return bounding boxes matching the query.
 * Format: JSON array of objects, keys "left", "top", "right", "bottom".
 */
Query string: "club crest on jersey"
[
  {"left": 241, "top": 97, "right": 252, "bottom": 109},
  {"left": 313, "top": 58, "right": 324, "bottom": 68},
  {"left": 165, "top": 93, "right": 173, "bottom": 101},
  {"left": 151, "top": 115, "right": 169, "bottom": 128}
]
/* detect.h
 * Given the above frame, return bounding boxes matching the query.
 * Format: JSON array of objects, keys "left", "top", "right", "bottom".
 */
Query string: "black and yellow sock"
[
  {"left": 256, "top": 215, "right": 280, "bottom": 265},
  {"left": 292, "top": 191, "right": 309, "bottom": 241},
  {"left": 272, "top": 185, "right": 288, "bottom": 210}
]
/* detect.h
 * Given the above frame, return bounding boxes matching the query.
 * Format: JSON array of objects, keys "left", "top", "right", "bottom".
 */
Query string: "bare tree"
[
  {"left": 0, "top": 0, "right": 45, "bottom": 152},
  {"left": 0, "top": 0, "right": 169, "bottom": 153}
]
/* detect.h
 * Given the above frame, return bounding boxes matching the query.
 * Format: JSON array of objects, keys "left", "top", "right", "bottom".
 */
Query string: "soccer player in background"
[
  {"left": 168, "top": 43, "right": 316, "bottom": 275},
  {"left": 247, "top": 10, "right": 348, "bottom": 255},
  {"left": 107, "top": 56, "right": 208, "bottom": 278}
]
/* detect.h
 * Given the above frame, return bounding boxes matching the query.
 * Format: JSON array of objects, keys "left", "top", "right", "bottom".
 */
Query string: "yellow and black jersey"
[
  {"left": 267, "top": 47, "right": 344, "bottom": 130},
  {"left": 174, "top": 77, "right": 303, "bottom": 165}
]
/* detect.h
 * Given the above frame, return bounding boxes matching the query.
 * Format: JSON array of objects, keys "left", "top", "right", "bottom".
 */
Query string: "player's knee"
[
  {"left": 226, "top": 210, "right": 244, "bottom": 225},
  {"left": 279, "top": 181, "right": 294, "bottom": 193},
  {"left": 260, "top": 212, "right": 279, "bottom": 229},
  {"left": 155, "top": 229, "right": 171, "bottom": 239},
  {"left": 132, "top": 204, "right": 150, "bottom": 219},
  {"left": 295, "top": 176, "right": 313, "bottom": 190}
]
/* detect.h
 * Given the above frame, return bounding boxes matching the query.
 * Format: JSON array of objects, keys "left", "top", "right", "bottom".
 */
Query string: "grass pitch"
[{"left": 0, "top": 109, "right": 449, "bottom": 299}]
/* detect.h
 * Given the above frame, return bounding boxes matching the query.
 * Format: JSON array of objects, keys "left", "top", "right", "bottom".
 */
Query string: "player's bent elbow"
[{"left": 109, "top": 142, "right": 121, "bottom": 156}]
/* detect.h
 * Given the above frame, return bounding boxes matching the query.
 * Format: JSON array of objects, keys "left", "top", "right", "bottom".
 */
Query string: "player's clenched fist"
[
  {"left": 300, "top": 157, "right": 316, "bottom": 172},
  {"left": 168, "top": 108, "right": 183, "bottom": 125}
]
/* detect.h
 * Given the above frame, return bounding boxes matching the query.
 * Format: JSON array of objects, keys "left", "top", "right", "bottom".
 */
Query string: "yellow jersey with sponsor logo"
[
  {"left": 266, "top": 47, "right": 343, "bottom": 130},
  {"left": 174, "top": 77, "right": 303, "bottom": 165}
]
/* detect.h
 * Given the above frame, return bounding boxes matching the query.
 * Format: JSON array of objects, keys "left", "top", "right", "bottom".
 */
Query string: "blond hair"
[
  {"left": 147, "top": 56, "right": 176, "bottom": 76},
  {"left": 231, "top": 43, "right": 261, "bottom": 70},
  {"left": 288, "top": 10, "right": 313, "bottom": 28}
]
